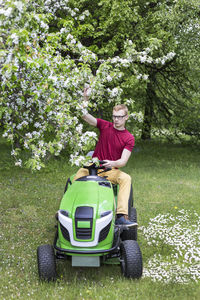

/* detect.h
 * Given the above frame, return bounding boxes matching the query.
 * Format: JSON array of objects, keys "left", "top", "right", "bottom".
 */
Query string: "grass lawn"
[{"left": 0, "top": 139, "right": 200, "bottom": 300}]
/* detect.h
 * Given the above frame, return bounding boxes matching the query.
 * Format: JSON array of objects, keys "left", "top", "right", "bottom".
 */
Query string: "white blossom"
[
  {"left": 0, "top": 7, "right": 12, "bottom": 17},
  {"left": 128, "top": 40, "right": 133, "bottom": 45},
  {"left": 167, "top": 52, "right": 176, "bottom": 59},
  {"left": 40, "top": 21, "right": 49, "bottom": 30},
  {"left": 81, "top": 108, "right": 88, "bottom": 115},
  {"left": 76, "top": 124, "right": 83, "bottom": 134},
  {"left": 106, "top": 75, "right": 113, "bottom": 82},
  {"left": 14, "top": 1, "right": 24, "bottom": 12},
  {"left": 110, "top": 87, "right": 119, "bottom": 97},
  {"left": 146, "top": 56, "right": 153, "bottom": 63},
  {"left": 143, "top": 74, "right": 149, "bottom": 80},
  {"left": 145, "top": 47, "right": 151, "bottom": 53},
  {"left": 15, "top": 159, "right": 22, "bottom": 167},
  {"left": 11, "top": 150, "right": 17, "bottom": 156},
  {"left": 70, "top": 39, "right": 76, "bottom": 44},
  {"left": 110, "top": 57, "right": 119, "bottom": 64},
  {"left": 66, "top": 34, "right": 73, "bottom": 40},
  {"left": 91, "top": 53, "right": 97, "bottom": 60},
  {"left": 84, "top": 10, "right": 90, "bottom": 17},
  {"left": 136, "top": 74, "right": 142, "bottom": 79},
  {"left": 79, "top": 15, "right": 85, "bottom": 21},
  {"left": 25, "top": 133, "right": 32, "bottom": 139},
  {"left": 10, "top": 33, "right": 19, "bottom": 44},
  {"left": 34, "top": 122, "right": 41, "bottom": 128},
  {"left": 77, "top": 42, "right": 83, "bottom": 50},
  {"left": 140, "top": 56, "right": 147, "bottom": 63}
]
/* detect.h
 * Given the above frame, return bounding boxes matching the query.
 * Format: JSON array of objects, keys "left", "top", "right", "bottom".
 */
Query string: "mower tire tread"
[
  {"left": 120, "top": 240, "right": 142, "bottom": 279},
  {"left": 37, "top": 244, "right": 57, "bottom": 281}
]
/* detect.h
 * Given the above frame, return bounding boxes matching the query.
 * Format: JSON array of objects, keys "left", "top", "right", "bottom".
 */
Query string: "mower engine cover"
[{"left": 56, "top": 175, "right": 115, "bottom": 253}]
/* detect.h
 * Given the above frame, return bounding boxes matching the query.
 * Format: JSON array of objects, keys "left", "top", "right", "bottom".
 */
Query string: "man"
[{"left": 73, "top": 88, "right": 137, "bottom": 227}]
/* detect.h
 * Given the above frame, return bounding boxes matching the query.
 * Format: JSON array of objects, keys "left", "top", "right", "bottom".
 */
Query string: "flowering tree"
[
  {"left": 1, "top": 0, "right": 199, "bottom": 170},
  {"left": 69, "top": 0, "right": 200, "bottom": 139}
]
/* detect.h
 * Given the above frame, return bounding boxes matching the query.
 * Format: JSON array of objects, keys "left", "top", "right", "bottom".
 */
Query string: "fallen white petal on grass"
[{"left": 140, "top": 209, "right": 200, "bottom": 284}]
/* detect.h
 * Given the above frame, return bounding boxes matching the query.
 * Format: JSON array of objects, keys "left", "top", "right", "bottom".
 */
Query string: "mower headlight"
[
  {"left": 59, "top": 210, "right": 69, "bottom": 217},
  {"left": 100, "top": 210, "right": 112, "bottom": 218}
]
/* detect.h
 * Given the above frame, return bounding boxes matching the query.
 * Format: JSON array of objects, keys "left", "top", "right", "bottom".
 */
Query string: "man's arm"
[
  {"left": 82, "top": 113, "right": 97, "bottom": 127},
  {"left": 82, "top": 87, "right": 97, "bottom": 127},
  {"left": 102, "top": 148, "right": 132, "bottom": 169}
]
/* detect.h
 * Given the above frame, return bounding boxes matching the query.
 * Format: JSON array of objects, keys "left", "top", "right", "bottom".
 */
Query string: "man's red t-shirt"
[{"left": 92, "top": 118, "right": 135, "bottom": 161}]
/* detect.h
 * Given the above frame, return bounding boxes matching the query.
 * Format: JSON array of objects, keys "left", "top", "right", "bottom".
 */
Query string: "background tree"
[
  {"left": 0, "top": 0, "right": 199, "bottom": 170},
  {"left": 66, "top": 0, "right": 200, "bottom": 139}
]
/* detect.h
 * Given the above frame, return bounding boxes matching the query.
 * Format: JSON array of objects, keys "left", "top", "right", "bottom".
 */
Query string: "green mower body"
[
  {"left": 37, "top": 163, "right": 142, "bottom": 280},
  {"left": 56, "top": 177, "right": 115, "bottom": 255}
]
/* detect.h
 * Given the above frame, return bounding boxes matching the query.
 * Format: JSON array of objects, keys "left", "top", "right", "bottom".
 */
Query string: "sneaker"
[{"left": 115, "top": 215, "right": 138, "bottom": 227}]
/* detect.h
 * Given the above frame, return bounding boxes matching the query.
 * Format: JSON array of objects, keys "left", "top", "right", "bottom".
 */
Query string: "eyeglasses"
[{"left": 112, "top": 114, "right": 127, "bottom": 120}]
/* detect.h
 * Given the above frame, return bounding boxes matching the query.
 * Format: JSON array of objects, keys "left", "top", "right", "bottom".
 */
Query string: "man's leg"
[
  {"left": 73, "top": 168, "right": 89, "bottom": 181},
  {"left": 115, "top": 171, "right": 132, "bottom": 215},
  {"left": 100, "top": 169, "right": 137, "bottom": 227}
]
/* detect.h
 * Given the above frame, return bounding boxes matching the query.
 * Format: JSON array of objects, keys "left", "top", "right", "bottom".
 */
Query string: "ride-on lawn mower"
[{"left": 37, "top": 161, "right": 143, "bottom": 280}]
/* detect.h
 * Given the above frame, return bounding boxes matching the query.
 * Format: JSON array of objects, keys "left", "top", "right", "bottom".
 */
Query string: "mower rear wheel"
[
  {"left": 37, "top": 244, "right": 57, "bottom": 281},
  {"left": 121, "top": 207, "right": 137, "bottom": 241},
  {"left": 120, "top": 240, "right": 142, "bottom": 279}
]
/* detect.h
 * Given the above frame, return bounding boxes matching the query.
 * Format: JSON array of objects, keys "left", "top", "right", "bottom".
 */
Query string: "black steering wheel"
[{"left": 83, "top": 160, "right": 111, "bottom": 175}]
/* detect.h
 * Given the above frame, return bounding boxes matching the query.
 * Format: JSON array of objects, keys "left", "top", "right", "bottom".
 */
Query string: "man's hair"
[{"left": 113, "top": 104, "right": 128, "bottom": 115}]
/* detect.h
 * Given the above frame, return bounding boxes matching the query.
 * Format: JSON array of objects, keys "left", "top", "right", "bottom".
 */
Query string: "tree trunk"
[
  {"left": 141, "top": 98, "right": 153, "bottom": 140},
  {"left": 141, "top": 74, "right": 156, "bottom": 140}
]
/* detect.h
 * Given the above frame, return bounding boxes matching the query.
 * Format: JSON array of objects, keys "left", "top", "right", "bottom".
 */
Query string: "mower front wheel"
[
  {"left": 120, "top": 240, "right": 142, "bottom": 279},
  {"left": 37, "top": 244, "right": 57, "bottom": 281}
]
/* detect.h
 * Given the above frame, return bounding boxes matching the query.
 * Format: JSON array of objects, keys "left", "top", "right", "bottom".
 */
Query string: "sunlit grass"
[{"left": 0, "top": 139, "right": 200, "bottom": 299}]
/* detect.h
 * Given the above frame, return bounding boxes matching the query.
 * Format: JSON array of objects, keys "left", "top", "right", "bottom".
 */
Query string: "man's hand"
[
  {"left": 82, "top": 87, "right": 97, "bottom": 126},
  {"left": 102, "top": 149, "right": 132, "bottom": 169},
  {"left": 102, "top": 160, "right": 115, "bottom": 168},
  {"left": 84, "top": 86, "right": 91, "bottom": 100}
]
